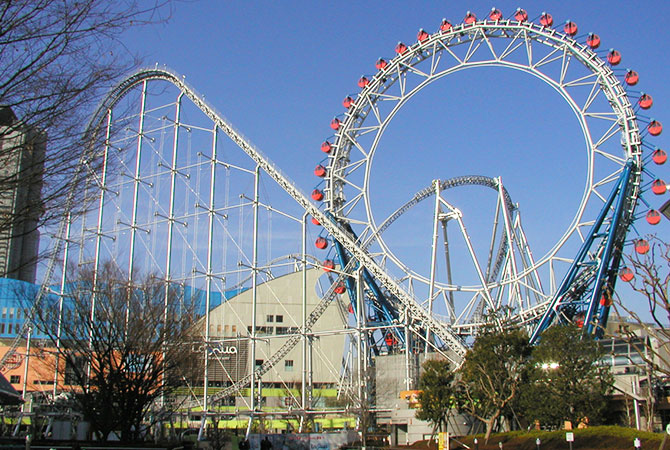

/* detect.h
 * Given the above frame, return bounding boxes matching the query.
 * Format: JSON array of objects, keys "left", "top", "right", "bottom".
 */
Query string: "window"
[
  {"left": 231, "top": 325, "right": 237, "bottom": 333},
  {"left": 255, "top": 359, "right": 264, "bottom": 369},
  {"left": 224, "top": 325, "right": 229, "bottom": 334},
  {"left": 276, "top": 315, "right": 283, "bottom": 323},
  {"left": 1, "top": 307, "right": 6, "bottom": 319},
  {"left": 0, "top": 324, "right": 4, "bottom": 333},
  {"left": 8, "top": 308, "right": 14, "bottom": 319},
  {"left": 266, "top": 315, "right": 274, "bottom": 323},
  {"left": 216, "top": 324, "right": 222, "bottom": 333},
  {"left": 8, "top": 324, "right": 12, "bottom": 334},
  {"left": 10, "top": 375, "right": 20, "bottom": 384},
  {"left": 284, "top": 360, "right": 294, "bottom": 372}
]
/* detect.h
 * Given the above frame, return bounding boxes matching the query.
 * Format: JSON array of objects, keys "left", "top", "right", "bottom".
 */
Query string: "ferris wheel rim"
[{"left": 325, "top": 18, "right": 641, "bottom": 301}]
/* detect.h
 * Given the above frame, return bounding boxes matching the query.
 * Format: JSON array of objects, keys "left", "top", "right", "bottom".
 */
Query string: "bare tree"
[
  {"left": 612, "top": 235, "right": 670, "bottom": 377},
  {"left": 27, "top": 263, "right": 197, "bottom": 443},
  {"left": 0, "top": 0, "right": 172, "bottom": 277}
]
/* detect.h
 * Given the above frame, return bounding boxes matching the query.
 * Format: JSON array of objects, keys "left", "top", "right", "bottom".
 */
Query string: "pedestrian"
[
  {"left": 261, "top": 436, "right": 273, "bottom": 450},
  {"left": 239, "top": 437, "right": 250, "bottom": 450}
]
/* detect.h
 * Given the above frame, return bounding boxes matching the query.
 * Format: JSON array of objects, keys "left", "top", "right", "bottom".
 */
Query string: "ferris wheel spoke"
[
  {"left": 594, "top": 148, "right": 626, "bottom": 165},
  {"left": 593, "top": 121, "right": 622, "bottom": 148},
  {"left": 583, "top": 112, "right": 619, "bottom": 121},
  {"left": 531, "top": 45, "right": 565, "bottom": 71},
  {"left": 462, "top": 32, "right": 486, "bottom": 63},
  {"left": 497, "top": 29, "right": 526, "bottom": 61},
  {"left": 562, "top": 71, "right": 600, "bottom": 89}
]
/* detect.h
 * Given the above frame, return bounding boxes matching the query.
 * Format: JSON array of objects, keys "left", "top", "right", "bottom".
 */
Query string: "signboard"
[
  {"left": 1, "top": 352, "right": 23, "bottom": 372},
  {"left": 438, "top": 432, "right": 448, "bottom": 450},
  {"left": 566, "top": 433, "right": 574, "bottom": 442}
]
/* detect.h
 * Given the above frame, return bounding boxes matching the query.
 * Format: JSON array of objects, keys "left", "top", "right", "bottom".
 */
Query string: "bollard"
[
  {"left": 634, "top": 437, "right": 641, "bottom": 450},
  {"left": 536, "top": 438, "right": 541, "bottom": 450},
  {"left": 474, "top": 438, "right": 478, "bottom": 450},
  {"left": 498, "top": 442, "right": 503, "bottom": 450}
]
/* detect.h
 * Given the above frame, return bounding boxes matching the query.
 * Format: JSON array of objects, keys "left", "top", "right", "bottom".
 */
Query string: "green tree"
[
  {"left": 519, "top": 324, "right": 613, "bottom": 429},
  {"left": 415, "top": 358, "right": 456, "bottom": 436},
  {"left": 455, "top": 326, "right": 531, "bottom": 442}
]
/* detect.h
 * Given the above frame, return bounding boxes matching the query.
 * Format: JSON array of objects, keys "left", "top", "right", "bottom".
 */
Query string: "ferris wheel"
[{"left": 311, "top": 9, "right": 665, "bottom": 340}]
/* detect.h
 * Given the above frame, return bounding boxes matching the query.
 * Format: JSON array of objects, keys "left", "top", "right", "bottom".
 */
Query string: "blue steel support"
[
  {"left": 584, "top": 162, "right": 633, "bottom": 336},
  {"left": 329, "top": 216, "right": 404, "bottom": 348},
  {"left": 529, "top": 160, "right": 635, "bottom": 344}
]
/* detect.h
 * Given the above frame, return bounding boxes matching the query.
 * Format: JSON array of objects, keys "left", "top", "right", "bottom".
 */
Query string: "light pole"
[{"left": 536, "top": 438, "right": 541, "bottom": 450}]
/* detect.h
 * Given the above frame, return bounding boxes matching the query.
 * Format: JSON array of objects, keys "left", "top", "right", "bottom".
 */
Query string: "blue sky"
[{"left": 118, "top": 1, "right": 670, "bottom": 321}]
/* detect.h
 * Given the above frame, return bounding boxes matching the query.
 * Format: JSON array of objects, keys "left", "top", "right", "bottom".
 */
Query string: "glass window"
[
  {"left": 10, "top": 375, "right": 20, "bottom": 384},
  {"left": 285, "top": 360, "right": 294, "bottom": 372},
  {"left": 266, "top": 315, "right": 274, "bottom": 323},
  {"left": 276, "top": 315, "right": 283, "bottom": 323},
  {"left": 1, "top": 308, "right": 6, "bottom": 319},
  {"left": 255, "top": 359, "right": 264, "bottom": 368},
  {"left": 231, "top": 325, "right": 236, "bottom": 333}
]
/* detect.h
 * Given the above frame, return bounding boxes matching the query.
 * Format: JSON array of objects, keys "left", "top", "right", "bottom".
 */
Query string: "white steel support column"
[
  {"left": 497, "top": 179, "right": 522, "bottom": 305},
  {"left": 404, "top": 311, "right": 411, "bottom": 390},
  {"left": 127, "top": 80, "right": 148, "bottom": 282},
  {"left": 162, "top": 93, "right": 183, "bottom": 407},
  {"left": 53, "top": 214, "right": 71, "bottom": 395},
  {"left": 249, "top": 165, "right": 261, "bottom": 413},
  {"left": 202, "top": 126, "right": 219, "bottom": 414},
  {"left": 426, "top": 179, "right": 441, "bottom": 351},
  {"left": 21, "top": 326, "right": 31, "bottom": 412},
  {"left": 301, "top": 214, "right": 308, "bottom": 412},
  {"left": 89, "top": 109, "right": 114, "bottom": 382}
]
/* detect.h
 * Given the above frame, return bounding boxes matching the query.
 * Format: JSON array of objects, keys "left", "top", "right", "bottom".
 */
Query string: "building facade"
[{"left": 0, "top": 107, "right": 45, "bottom": 283}]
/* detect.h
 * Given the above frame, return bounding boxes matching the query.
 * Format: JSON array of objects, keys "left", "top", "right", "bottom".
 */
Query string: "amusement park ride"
[{"left": 1, "top": 7, "right": 668, "bottom": 429}]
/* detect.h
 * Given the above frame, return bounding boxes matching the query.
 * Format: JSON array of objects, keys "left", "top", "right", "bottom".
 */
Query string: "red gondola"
[
  {"left": 440, "top": 18, "right": 452, "bottom": 32},
  {"left": 619, "top": 267, "right": 634, "bottom": 282},
  {"left": 311, "top": 189, "right": 324, "bottom": 201},
  {"left": 564, "top": 21, "right": 578, "bottom": 36},
  {"left": 652, "top": 179, "right": 667, "bottom": 195},
  {"left": 311, "top": 217, "right": 321, "bottom": 226},
  {"left": 417, "top": 28, "right": 429, "bottom": 42},
  {"left": 321, "top": 141, "right": 332, "bottom": 153},
  {"left": 322, "top": 259, "right": 335, "bottom": 272},
  {"left": 358, "top": 76, "right": 369, "bottom": 88},
  {"left": 646, "top": 210, "right": 661, "bottom": 225},
  {"left": 540, "top": 12, "right": 553, "bottom": 27},
  {"left": 638, "top": 93, "right": 653, "bottom": 110},
  {"left": 624, "top": 70, "right": 639, "bottom": 86},
  {"left": 652, "top": 148, "right": 667, "bottom": 165},
  {"left": 635, "top": 239, "right": 650, "bottom": 255},
  {"left": 464, "top": 11, "right": 477, "bottom": 24},
  {"left": 314, "top": 165, "right": 326, "bottom": 178},
  {"left": 343, "top": 96, "right": 354, "bottom": 109},
  {"left": 334, "top": 283, "right": 346, "bottom": 294},
  {"left": 607, "top": 49, "right": 621, "bottom": 65},
  {"left": 330, "top": 118, "right": 341, "bottom": 130},
  {"left": 376, "top": 58, "right": 388, "bottom": 70},
  {"left": 648, "top": 120, "right": 663, "bottom": 136},
  {"left": 489, "top": 8, "right": 502, "bottom": 21},
  {"left": 395, "top": 42, "right": 408, "bottom": 54},
  {"left": 315, "top": 237, "right": 328, "bottom": 250},
  {"left": 586, "top": 33, "right": 600, "bottom": 49},
  {"left": 514, "top": 8, "right": 528, "bottom": 22}
]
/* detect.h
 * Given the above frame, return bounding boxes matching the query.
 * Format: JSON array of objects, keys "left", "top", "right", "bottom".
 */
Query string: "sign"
[
  {"left": 438, "top": 432, "right": 448, "bottom": 450},
  {"left": 1, "top": 352, "right": 23, "bottom": 372},
  {"left": 666, "top": 423, "right": 670, "bottom": 435},
  {"left": 566, "top": 433, "right": 574, "bottom": 442}
]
